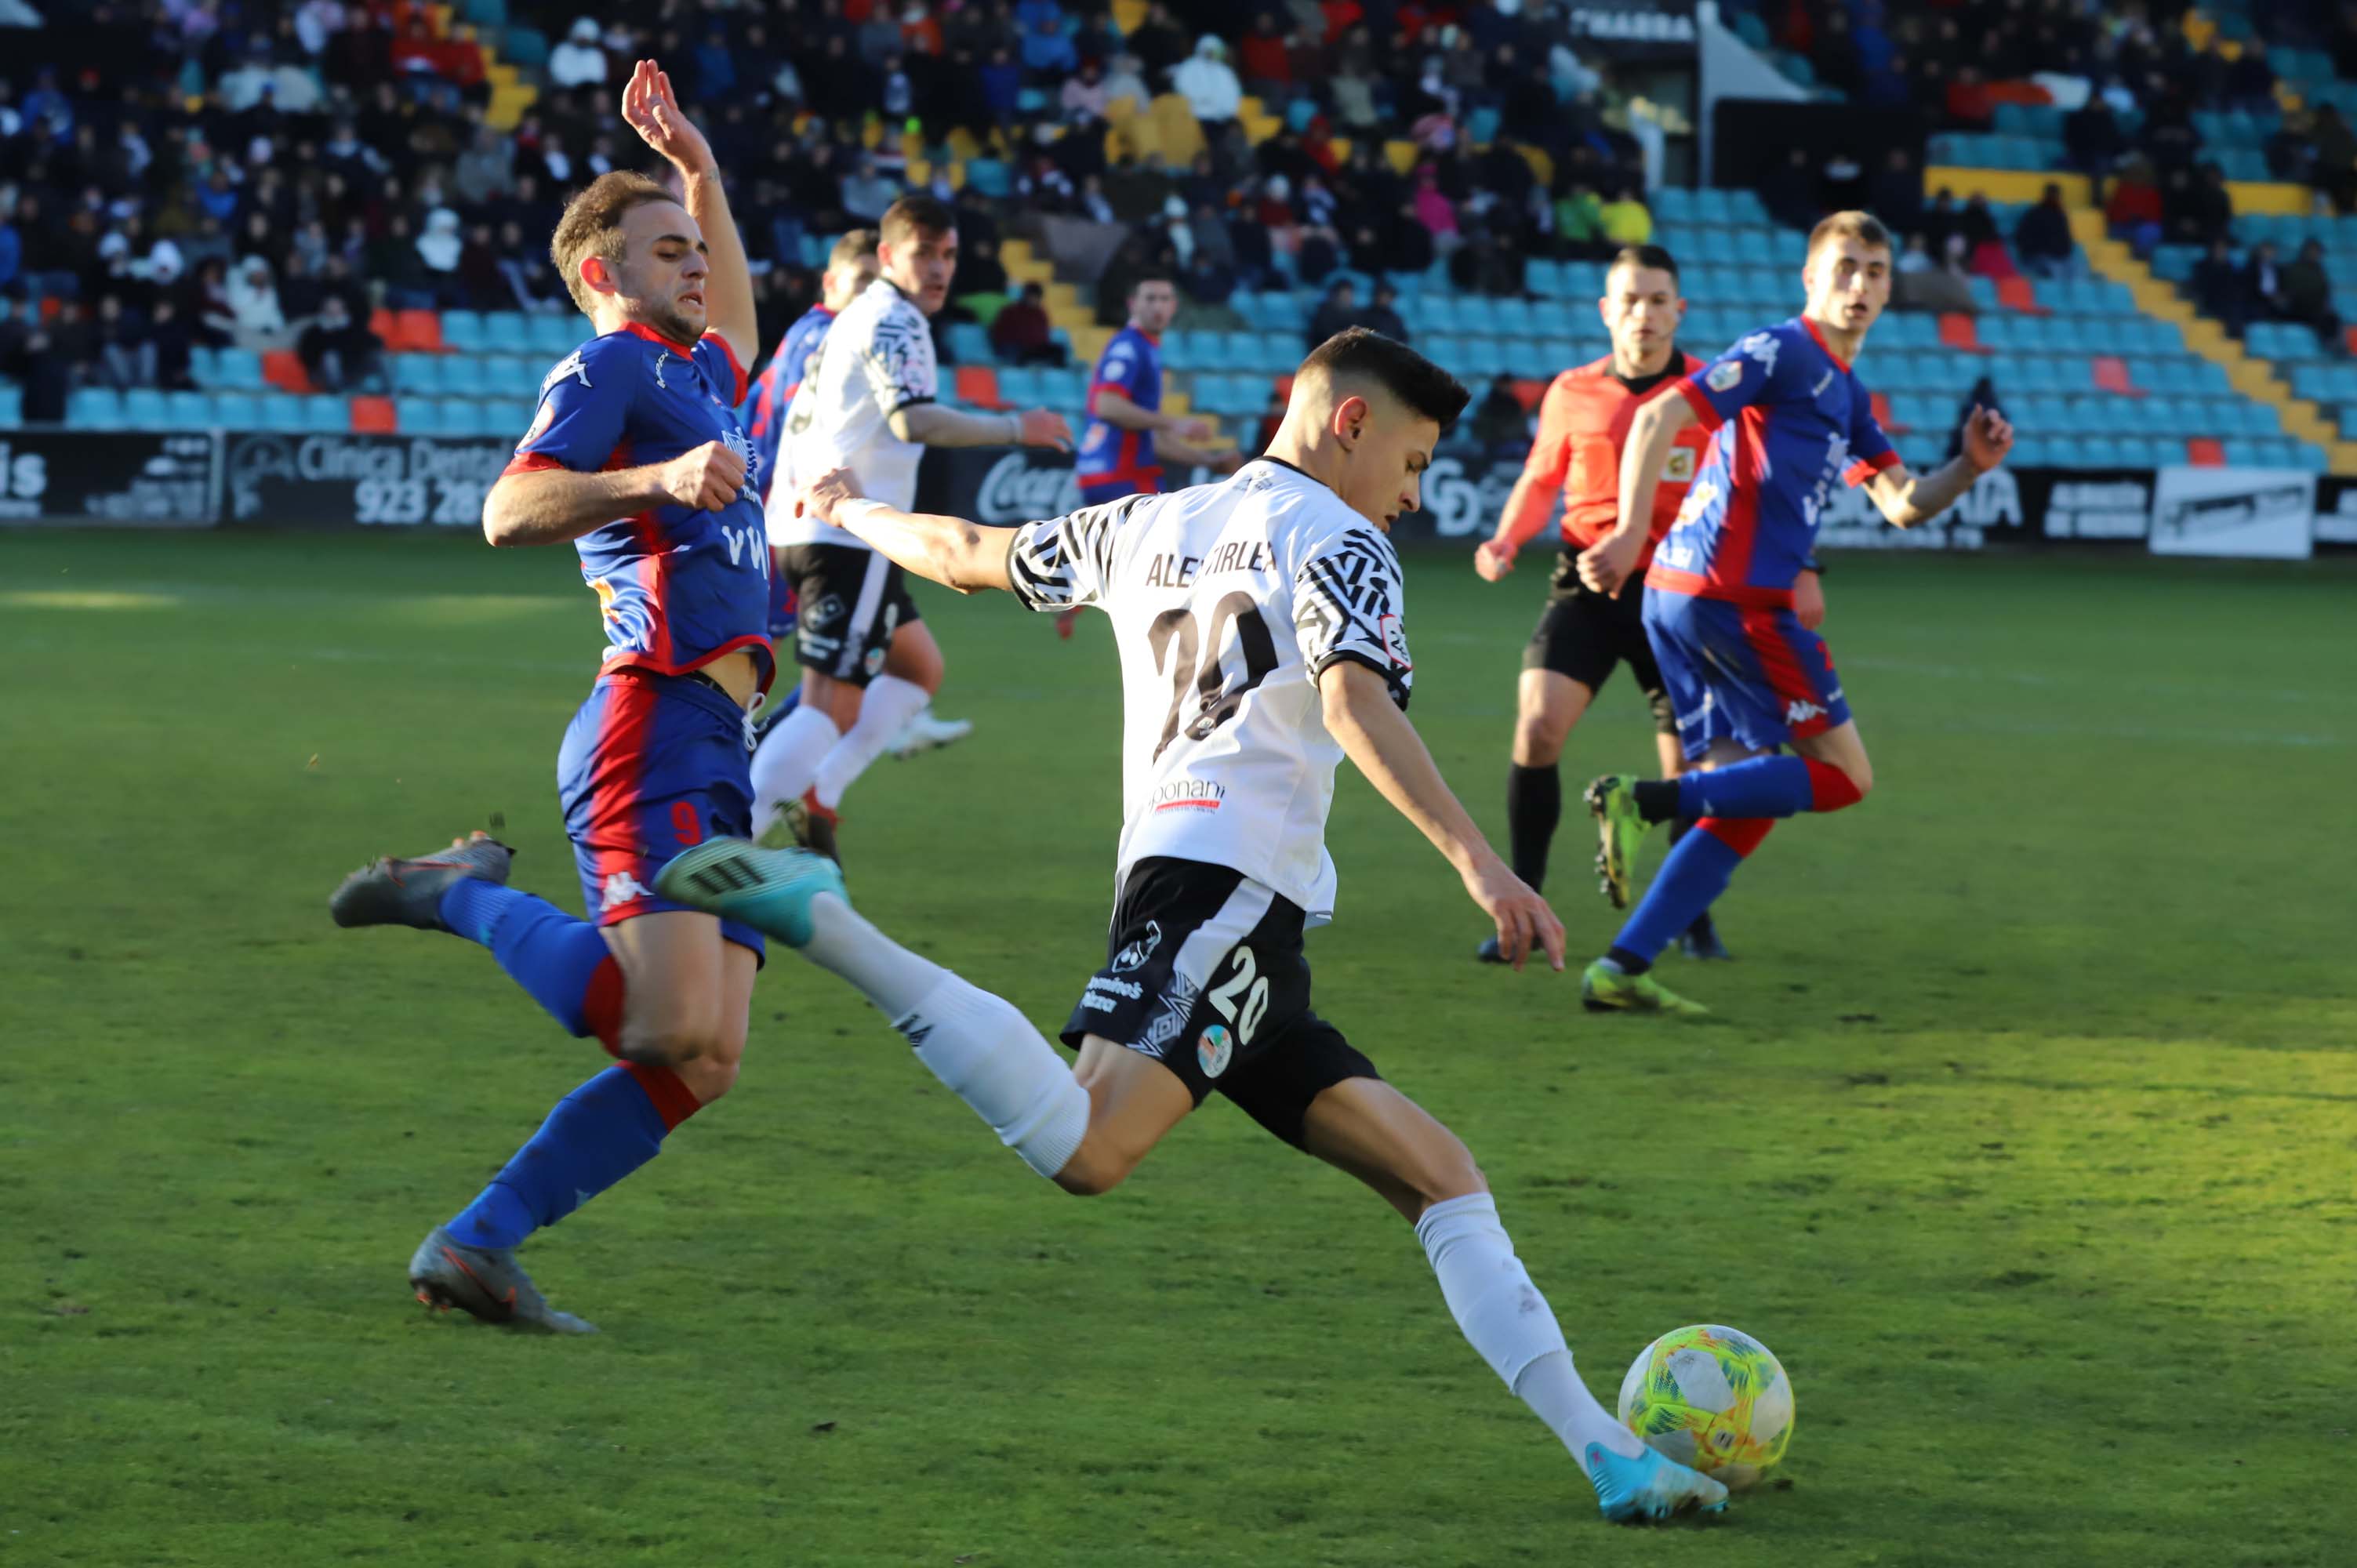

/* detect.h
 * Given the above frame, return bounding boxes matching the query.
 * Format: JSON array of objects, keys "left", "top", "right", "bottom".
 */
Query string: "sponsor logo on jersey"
[
  {"left": 1196, "top": 1024, "right": 1233, "bottom": 1080},
  {"left": 1381, "top": 612, "right": 1413, "bottom": 670},
  {"left": 599, "top": 870, "right": 654, "bottom": 911},
  {"left": 542, "top": 350, "right": 592, "bottom": 394},
  {"left": 1706, "top": 361, "right": 1743, "bottom": 393},
  {"left": 1149, "top": 779, "right": 1226, "bottom": 814},
  {"left": 1086, "top": 975, "right": 1145, "bottom": 1000},
  {"left": 808, "top": 593, "right": 846, "bottom": 629},
  {"left": 1784, "top": 699, "right": 1826, "bottom": 724},
  {"left": 652, "top": 352, "right": 671, "bottom": 391},
  {"left": 1111, "top": 920, "right": 1164, "bottom": 974},
  {"left": 863, "top": 644, "right": 887, "bottom": 677}
]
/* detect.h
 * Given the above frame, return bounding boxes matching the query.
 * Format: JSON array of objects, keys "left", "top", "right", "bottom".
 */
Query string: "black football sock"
[
  {"left": 1632, "top": 779, "right": 1681, "bottom": 822},
  {"left": 1506, "top": 763, "right": 1561, "bottom": 891}
]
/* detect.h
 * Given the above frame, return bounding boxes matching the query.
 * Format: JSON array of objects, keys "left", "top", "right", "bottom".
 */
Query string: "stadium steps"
[{"left": 2071, "top": 209, "right": 2357, "bottom": 472}]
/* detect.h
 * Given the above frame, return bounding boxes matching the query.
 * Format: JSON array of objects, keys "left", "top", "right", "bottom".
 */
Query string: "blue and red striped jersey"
[
  {"left": 1076, "top": 325, "right": 1164, "bottom": 491},
  {"left": 504, "top": 321, "right": 774, "bottom": 693},
  {"left": 744, "top": 303, "right": 836, "bottom": 503},
  {"left": 1647, "top": 315, "right": 1896, "bottom": 608}
]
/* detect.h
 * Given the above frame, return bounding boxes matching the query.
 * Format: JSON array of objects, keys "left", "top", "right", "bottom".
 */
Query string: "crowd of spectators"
[{"left": 0, "top": 0, "right": 1661, "bottom": 420}]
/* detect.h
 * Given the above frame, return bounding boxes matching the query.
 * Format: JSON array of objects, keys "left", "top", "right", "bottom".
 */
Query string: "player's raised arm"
[
  {"left": 621, "top": 60, "right": 757, "bottom": 372},
  {"left": 1319, "top": 661, "right": 1565, "bottom": 971},
  {"left": 891, "top": 400, "right": 1072, "bottom": 450},
  {"left": 799, "top": 468, "right": 1018, "bottom": 594},
  {"left": 1858, "top": 405, "right": 2014, "bottom": 527}
]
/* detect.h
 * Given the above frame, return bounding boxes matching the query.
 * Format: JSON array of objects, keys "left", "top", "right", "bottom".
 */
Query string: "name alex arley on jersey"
[{"left": 1006, "top": 459, "right": 1413, "bottom": 922}]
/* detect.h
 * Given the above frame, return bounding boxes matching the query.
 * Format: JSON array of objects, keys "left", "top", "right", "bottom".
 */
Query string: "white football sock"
[
  {"left": 1416, "top": 1192, "right": 1641, "bottom": 1475},
  {"left": 750, "top": 705, "right": 839, "bottom": 828},
  {"left": 812, "top": 673, "right": 932, "bottom": 811},
  {"left": 799, "top": 894, "right": 1088, "bottom": 1180}
]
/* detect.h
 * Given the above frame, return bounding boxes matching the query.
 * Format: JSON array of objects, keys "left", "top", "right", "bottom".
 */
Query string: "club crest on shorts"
[
  {"left": 1111, "top": 920, "right": 1163, "bottom": 974},
  {"left": 1196, "top": 1023, "right": 1233, "bottom": 1080}
]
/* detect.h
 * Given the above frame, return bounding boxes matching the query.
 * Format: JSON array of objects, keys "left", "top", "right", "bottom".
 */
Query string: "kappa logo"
[
  {"left": 1737, "top": 330, "right": 1781, "bottom": 378},
  {"left": 542, "top": 350, "right": 592, "bottom": 394},
  {"left": 1111, "top": 920, "right": 1164, "bottom": 974},
  {"left": 1785, "top": 699, "right": 1827, "bottom": 725},
  {"left": 599, "top": 870, "right": 654, "bottom": 910},
  {"left": 1706, "top": 360, "right": 1743, "bottom": 393}
]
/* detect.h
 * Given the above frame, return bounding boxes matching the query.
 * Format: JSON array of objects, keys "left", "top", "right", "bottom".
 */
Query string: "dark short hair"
[
  {"left": 828, "top": 227, "right": 879, "bottom": 269},
  {"left": 1607, "top": 243, "right": 1680, "bottom": 284},
  {"left": 1806, "top": 209, "right": 1894, "bottom": 260},
  {"left": 1129, "top": 271, "right": 1177, "bottom": 295},
  {"left": 1298, "top": 328, "right": 1469, "bottom": 428},
  {"left": 880, "top": 194, "right": 956, "bottom": 247},
  {"left": 550, "top": 170, "right": 676, "bottom": 315}
]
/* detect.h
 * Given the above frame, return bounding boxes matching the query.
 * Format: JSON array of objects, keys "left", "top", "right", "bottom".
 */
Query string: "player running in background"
[
  {"left": 1471, "top": 245, "right": 1830, "bottom": 965},
  {"left": 746, "top": 230, "right": 970, "bottom": 761},
  {"left": 1575, "top": 211, "right": 2014, "bottom": 1014},
  {"left": 651, "top": 331, "right": 1730, "bottom": 1523},
  {"left": 1058, "top": 273, "right": 1242, "bottom": 635},
  {"left": 329, "top": 63, "right": 772, "bottom": 1329},
  {"left": 754, "top": 194, "right": 1070, "bottom": 856}
]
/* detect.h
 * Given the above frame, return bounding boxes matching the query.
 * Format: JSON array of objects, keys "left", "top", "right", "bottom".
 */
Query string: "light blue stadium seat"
[
  {"left": 67, "top": 387, "right": 125, "bottom": 429},
  {"left": 122, "top": 387, "right": 170, "bottom": 430},
  {"left": 529, "top": 313, "right": 578, "bottom": 356},
  {"left": 394, "top": 398, "right": 441, "bottom": 435},
  {"left": 2115, "top": 435, "right": 2163, "bottom": 468},
  {"left": 1456, "top": 296, "right": 1500, "bottom": 336},
  {"left": 1463, "top": 337, "right": 1508, "bottom": 377},
  {"left": 216, "top": 347, "right": 265, "bottom": 390},
  {"left": 946, "top": 321, "right": 991, "bottom": 364},
  {"left": 300, "top": 395, "right": 346, "bottom": 432},
  {"left": 188, "top": 346, "right": 220, "bottom": 386},
  {"left": 996, "top": 365, "right": 1044, "bottom": 406},
  {"left": 964, "top": 158, "right": 1011, "bottom": 198},
  {"left": 2081, "top": 435, "right": 2123, "bottom": 467},
  {"left": 1217, "top": 331, "right": 1267, "bottom": 371},
  {"left": 1727, "top": 190, "right": 1769, "bottom": 227},
  {"left": 165, "top": 390, "right": 211, "bottom": 427},
  {"left": 2293, "top": 441, "right": 2328, "bottom": 471},
  {"left": 394, "top": 354, "right": 441, "bottom": 395},
  {"left": 481, "top": 313, "right": 530, "bottom": 354},
  {"left": 500, "top": 25, "right": 549, "bottom": 69},
  {"left": 1695, "top": 189, "right": 1734, "bottom": 225},
  {"left": 1699, "top": 229, "right": 1741, "bottom": 266},
  {"left": 2221, "top": 437, "right": 2262, "bottom": 466},
  {"left": 441, "top": 310, "right": 487, "bottom": 354},
  {"left": 2015, "top": 356, "right": 2061, "bottom": 395},
  {"left": 1493, "top": 298, "right": 1534, "bottom": 336},
  {"left": 252, "top": 392, "right": 303, "bottom": 431},
  {"left": 441, "top": 356, "right": 489, "bottom": 397},
  {"left": 1524, "top": 258, "right": 1566, "bottom": 296},
  {"left": 2008, "top": 434, "right": 2050, "bottom": 468},
  {"left": 1654, "top": 188, "right": 1697, "bottom": 223},
  {"left": 210, "top": 391, "right": 259, "bottom": 430}
]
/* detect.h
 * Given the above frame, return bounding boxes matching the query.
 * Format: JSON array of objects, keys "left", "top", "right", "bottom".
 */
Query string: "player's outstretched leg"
[
  {"left": 1295, "top": 1081, "right": 1726, "bottom": 1523},
  {"left": 656, "top": 840, "right": 1097, "bottom": 1182},
  {"left": 886, "top": 703, "right": 975, "bottom": 759},
  {"left": 331, "top": 832, "right": 718, "bottom": 1329}
]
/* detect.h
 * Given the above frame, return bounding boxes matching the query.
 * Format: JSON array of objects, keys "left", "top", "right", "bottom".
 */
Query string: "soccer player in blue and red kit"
[
  {"left": 329, "top": 62, "right": 775, "bottom": 1328},
  {"left": 1574, "top": 211, "right": 2014, "bottom": 1014},
  {"left": 1061, "top": 273, "right": 1239, "bottom": 633}
]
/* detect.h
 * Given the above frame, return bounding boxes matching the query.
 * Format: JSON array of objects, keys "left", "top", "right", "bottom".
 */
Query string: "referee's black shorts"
[{"left": 1521, "top": 551, "right": 1676, "bottom": 735}]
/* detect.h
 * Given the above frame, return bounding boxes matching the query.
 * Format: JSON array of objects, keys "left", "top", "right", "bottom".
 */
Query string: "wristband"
[{"left": 1004, "top": 410, "right": 1024, "bottom": 443}]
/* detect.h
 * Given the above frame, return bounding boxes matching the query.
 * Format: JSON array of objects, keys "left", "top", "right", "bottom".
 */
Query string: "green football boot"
[
  {"left": 1581, "top": 959, "right": 1709, "bottom": 1016},
  {"left": 653, "top": 838, "right": 847, "bottom": 949},
  {"left": 1583, "top": 775, "right": 1653, "bottom": 909}
]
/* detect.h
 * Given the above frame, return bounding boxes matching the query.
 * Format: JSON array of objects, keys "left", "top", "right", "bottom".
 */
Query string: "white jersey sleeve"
[
  {"left": 772, "top": 278, "right": 935, "bottom": 543},
  {"left": 1004, "top": 493, "right": 1153, "bottom": 613},
  {"left": 1290, "top": 520, "right": 1413, "bottom": 710},
  {"left": 858, "top": 301, "right": 937, "bottom": 416}
]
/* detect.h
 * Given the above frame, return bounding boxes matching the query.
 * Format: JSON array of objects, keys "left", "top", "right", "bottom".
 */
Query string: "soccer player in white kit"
[
  {"left": 657, "top": 329, "right": 1731, "bottom": 1524},
  {"left": 756, "top": 194, "right": 1070, "bottom": 855}
]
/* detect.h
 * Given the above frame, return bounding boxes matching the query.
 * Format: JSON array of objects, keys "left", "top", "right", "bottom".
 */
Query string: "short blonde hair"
[
  {"left": 1806, "top": 209, "right": 1894, "bottom": 260},
  {"left": 550, "top": 170, "right": 676, "bottom": 316}
]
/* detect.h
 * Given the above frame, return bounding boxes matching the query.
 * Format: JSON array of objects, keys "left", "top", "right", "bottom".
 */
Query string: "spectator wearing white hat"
[
  {"left": 550, "top": 19, "right": 609, "bottom": 90},
  {"left": 1174, "top": 36, "right": 1240, "bottom": 125}
]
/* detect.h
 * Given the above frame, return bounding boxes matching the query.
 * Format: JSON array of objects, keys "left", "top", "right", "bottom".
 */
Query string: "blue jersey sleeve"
[
  {"left": 507, "top": 344, "right": 634, "bottom": 474},
  {"left": 1091, "top": 336, "right": 1151, "bottom": 407},
  {"left": 1842, "top": 378, "right": 1899, "bottom": 487},
  {"left": 1676, "top": 323, "right": 1805, "bottom": 431}
]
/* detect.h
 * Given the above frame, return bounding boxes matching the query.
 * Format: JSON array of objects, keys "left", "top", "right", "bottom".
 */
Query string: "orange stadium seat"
[
  {"left": 2090, "top": 356, "right": 2140, "bottom": 395},
  {"left": 2185, "top": 437, "right": 2225, "bottom": 466},
  {"left": 1996, "top": 276, "right": 2043, "bottom": 314},
  {"left": 261, "top": 350, "right": 312, "bottom": 394},
  {"left": 394, "top": 310, "right": 445, "bottom": 353},
  {"left": 954, "top": 365, "right": 1004, "bottom": 408},
  {"left": 1872, "top": 390, "right": 1906, "bottom": 433},
  {"left": 1938, "top": 313, "right": 1985, "bottom": 352},
  {"left": 349, "top": 395, "right": 398, "bottom": 434}
]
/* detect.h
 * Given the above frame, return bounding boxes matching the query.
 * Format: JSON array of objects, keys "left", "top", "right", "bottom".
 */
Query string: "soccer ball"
[{"left": 1615, "top": 1324, "right": 1795, "bottom": 1489}]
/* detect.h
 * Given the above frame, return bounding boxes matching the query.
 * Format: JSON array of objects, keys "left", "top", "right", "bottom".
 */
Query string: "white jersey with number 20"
[{"left": 1004, "top": 458, "right": 1413, "bottom": 920}]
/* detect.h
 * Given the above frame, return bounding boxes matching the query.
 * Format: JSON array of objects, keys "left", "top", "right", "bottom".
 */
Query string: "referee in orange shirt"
[{"left": 1472, "top": 245, "right": 1825, "bottom": 964}]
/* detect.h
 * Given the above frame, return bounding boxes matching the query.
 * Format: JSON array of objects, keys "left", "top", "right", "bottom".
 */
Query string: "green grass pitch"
[{"left": 4, "top": 529, "right": 2350, "bottom": 1566}]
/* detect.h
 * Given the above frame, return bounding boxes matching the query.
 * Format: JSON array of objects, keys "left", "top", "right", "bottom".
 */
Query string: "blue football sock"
[
  {"left": 1676, "top": 756, "right": 1815, "bottom": 820},
  {"left": 439, "top": 881, "right": 618, "bottom": 1041},
  {"left": 1609, "top": 828, "right": 1745, "bottom": 968},
  {"left": 447, "top": 1065, "right": 685, "bottom": 1250}
]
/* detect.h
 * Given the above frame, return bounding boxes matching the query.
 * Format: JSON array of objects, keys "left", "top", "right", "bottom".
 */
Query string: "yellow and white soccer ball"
[{"left": 1615, "top": 1324, "right": 1795, "bottom": 1489}]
